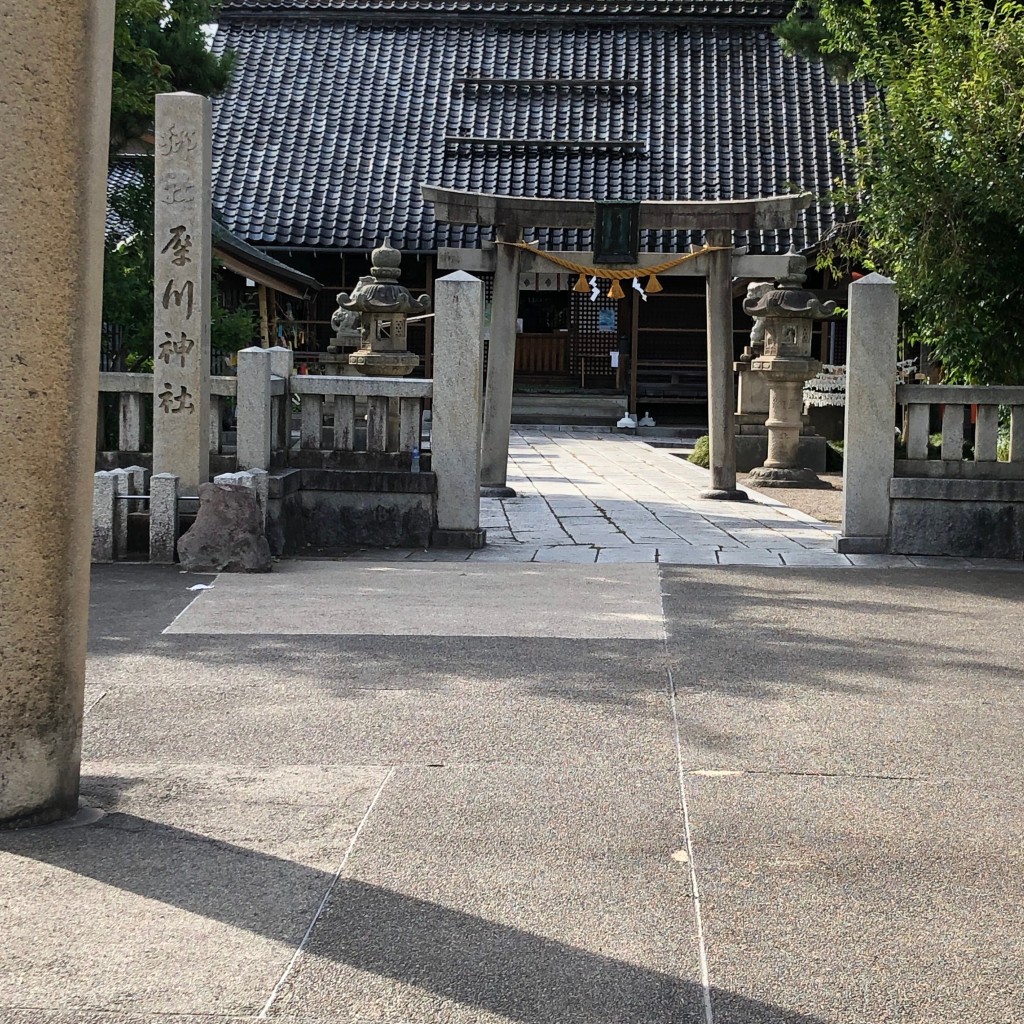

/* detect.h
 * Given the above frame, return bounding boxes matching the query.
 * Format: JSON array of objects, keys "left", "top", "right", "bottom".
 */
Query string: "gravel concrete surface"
[{"left": 2, "top": 558, "right": 1022, "bottom": 1024}]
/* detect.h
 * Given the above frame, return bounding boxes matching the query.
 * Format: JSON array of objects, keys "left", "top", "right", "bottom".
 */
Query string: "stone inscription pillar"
[
  {"left": 432, "top": 271, "right": 487, "bottom": 548},
  {"left": 480, "top": 224, "right": 521, "bottom": 495},
  {"left": 0, "top": 1, "right": 115, "bottom": 827},
  {"left": 836, "top": 273, "right": 899, "bottom": 554},
  {"left": 153, "top": 92, "right": 212, "bottom": 494},
  {"left": 702, "top": 228, "right": 745, "bottom": 500}
]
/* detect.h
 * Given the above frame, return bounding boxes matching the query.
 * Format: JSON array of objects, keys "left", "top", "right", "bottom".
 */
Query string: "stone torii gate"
[{"left": 422, "top": 187, "right": 810, "bottom": 500}]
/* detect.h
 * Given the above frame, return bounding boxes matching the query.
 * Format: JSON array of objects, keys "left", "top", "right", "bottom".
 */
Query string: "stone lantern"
[
  {"left": 335, "top": 240, "right": 431, "bottom": 377},
  {"left": 743, "top": 255, "right": 835, "bottom": 488}
]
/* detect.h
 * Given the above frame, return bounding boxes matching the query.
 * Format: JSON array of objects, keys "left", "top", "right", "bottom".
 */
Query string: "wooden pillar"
[
  {"left": 702, "top": 228, "right": 745, "bottom": 500},
  {"left": 629, "top": 291, "right": 640, "bottom": 415},
  {"left": 258, "top": 284, "right": 271, "bottom": 348}
]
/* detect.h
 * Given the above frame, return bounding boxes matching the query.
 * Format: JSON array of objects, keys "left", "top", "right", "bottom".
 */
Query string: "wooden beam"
[{"left": 215, "top": 251, "right": 310, "bottom": 299}]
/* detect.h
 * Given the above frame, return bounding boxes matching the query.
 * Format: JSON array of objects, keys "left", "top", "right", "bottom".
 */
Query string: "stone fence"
[
  {"left": 888, "top": 385, "right": 1024, "bottom": 557},
  {"left": 837, "top": 273, "right": 1024, "bottom": 559},
  {"left": 97, "top": 370, "right": 238, "bottom": 468},
  {"left": 92, "top": 270, "right": 487, "bottom": 561},
  {"left": 896, "top": 385, "right": 1024, "bottom": 476},
  {"left": 234, "top": 346, "right": 431, "bottom": 471}
]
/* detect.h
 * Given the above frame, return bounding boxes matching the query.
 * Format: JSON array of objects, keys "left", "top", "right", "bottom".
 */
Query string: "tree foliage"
[
  {"left": 106, "top": 1, "right": 253, "bottom": 368},
  {"left": 778, "top": 0, "right": 1024, "bottom": 383},
  {"left": 774, "top": 0, "right": 920, "bottom": 79},
  {"left": 111, "top": 0, "right": 233, "bottom": 155}
]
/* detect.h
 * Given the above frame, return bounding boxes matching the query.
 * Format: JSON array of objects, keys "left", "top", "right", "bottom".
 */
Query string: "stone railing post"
[
  {"left": 836, "top": 273, "right": 899, "bottom": 554},
  {"left": 124, "top": 464, "right": 148, "bottom": 514},
  {"left": 92, "top": 471, "right": 117, "bottom": 563},
  {"left": 432, "top": 271, "right": 487, "bottom": 548},
  {"left": 119, "top": 392, "right": 144, "bottom": 452},
  {"left": 209, "top": 392, "right": 222, "bottom": 456},
  {"left": 268, "top": 346, "right": 294, "bottom": 454},
  {"left": 111, "top": 469, "right": 131, "bottom": 558},
  {"left": 150, "top": 472, "right": 180, "bottom": 564},
  {"left": 236, "top": 346, "right": 273, "bottom": 471}
]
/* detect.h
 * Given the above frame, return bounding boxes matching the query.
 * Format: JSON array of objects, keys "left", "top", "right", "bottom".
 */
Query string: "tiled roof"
[
  {"left": 108, "top": 158, "right": 322, "bottom": 293},
  {"left": 107, "top": 159, "right": 146, "bottom": 240},
  {"left": 211, "top": 4, "right": 869, "bottom": 253},
  {"left": 220, "top": 0, "right": 792, "bottom": 16}
]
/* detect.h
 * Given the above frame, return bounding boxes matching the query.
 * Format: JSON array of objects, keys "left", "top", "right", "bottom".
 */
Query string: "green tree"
[
  {"left": 778, "top": 0, "right": 1024, "bottom": 383},
  {"left": 105, "top": 1, "right": 252, "bottom": 368},
  {"left": 111, "top": 0, "right": 233, "bottom": 155}
]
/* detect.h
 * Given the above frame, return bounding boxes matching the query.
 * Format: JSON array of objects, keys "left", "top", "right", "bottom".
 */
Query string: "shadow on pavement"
[
  {"left": 660, "top": 566, "right": 1024, "bottom": 699},
  {"left": 1, "top": 803, "right": 826, "bottom": 1024}
]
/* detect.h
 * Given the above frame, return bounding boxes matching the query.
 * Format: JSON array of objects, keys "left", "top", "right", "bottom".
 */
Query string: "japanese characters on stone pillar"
[{"left": 153, "top": 92, "right": 212, "bottom": 493}]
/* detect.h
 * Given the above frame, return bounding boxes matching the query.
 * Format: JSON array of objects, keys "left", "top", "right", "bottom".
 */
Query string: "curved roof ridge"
[{"left": 219, "top": 0, "right": 794, "bottom": 20}]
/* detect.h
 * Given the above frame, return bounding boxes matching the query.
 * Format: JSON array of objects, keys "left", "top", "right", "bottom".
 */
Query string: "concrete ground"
[{"left": 2, "top": 434, "right": 1023, "bottom": 1024}]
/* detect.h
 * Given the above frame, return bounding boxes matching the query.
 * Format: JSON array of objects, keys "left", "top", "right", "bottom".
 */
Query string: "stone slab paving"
[
  {"left": 164, "top": 561, "right": 665, "bottom": 639},
  {"left": 433, "top": 429, "right": 1017, "bottom": 567}
]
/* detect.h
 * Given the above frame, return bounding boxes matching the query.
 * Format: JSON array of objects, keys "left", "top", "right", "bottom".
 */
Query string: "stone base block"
[
  {"left": 700, "top": 488, "right": 749, "bottom": 501},
  {"left": 266, "top": 468, "right": 436, "bottom": 555},
  {"left": 735, "top": 433, "right": 827, "bottom": 473},
  {"left": 835, "top": 535, "right": 888, "bottom": 555},
  {"left": 481, "top": 485, "right": 517, "bottom": 498},
  {"left": 891, "top": 498, "right": 1024, "bottom": 559},
  {"left": 745, "top": 466, "right": 830, "bottom": 489},
  {"left": 432, "top": 527, "right": 487, "bottom": 549}
]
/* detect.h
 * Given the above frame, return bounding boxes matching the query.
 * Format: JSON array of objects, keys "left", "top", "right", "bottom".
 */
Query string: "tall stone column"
[
  {"left": 836, "top": 273, "right": 899, "bottom": 554},
  {"left": 480, "top": 224, "right": 522, "bottom": 496},
  {"left": 432, "top": 271, "right": 487, "bottom": 548},
  {"left": 702, "top": 228, "right": 745, "bottom": 500},
  {"left": 153, "top": 92, "right": 212, "bottom": 495},
  {"left": 0, "top": 1, "right": 115, "bottom": 828}
]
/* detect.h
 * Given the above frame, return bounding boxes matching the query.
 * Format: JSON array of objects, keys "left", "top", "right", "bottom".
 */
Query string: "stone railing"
[
  {"left": 97, "top": 371, "right": 238, "bottom": 462},
  {"left": 93, "top": 465, "right": 268, "bottom": 564},
  {"left": 897, "top": 385, "right": 1024, "bottom": 478},
  {"left": 837, "top": 271, "right": 1024, "bottom": 558},
  {"left": 234, "top": 346, "right": 431, "bottom": 469},
  {"left": 290, "top": 374, "right": 431, "bottom": 457},
  {"left": 91, "top": 273, "right": 488, "bottom": 561},
  {"left": 888, "top": 385, "right": 1024, "bottom": 557}
]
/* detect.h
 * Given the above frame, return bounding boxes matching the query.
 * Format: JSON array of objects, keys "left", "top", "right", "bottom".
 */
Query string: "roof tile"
[{"left": 211, "top": 7, "right": 870, "bottom": 253}]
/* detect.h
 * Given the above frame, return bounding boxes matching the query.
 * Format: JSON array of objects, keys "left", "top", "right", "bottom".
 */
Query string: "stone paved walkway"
[{"left": 391, "top": 429, "right": 1014, "bottom": 569}]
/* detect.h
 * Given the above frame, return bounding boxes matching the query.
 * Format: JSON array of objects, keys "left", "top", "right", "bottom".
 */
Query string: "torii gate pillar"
[
  {"left": 0, "top": 2, "right": 115, "bottom": 828},
  {"left": 703, "top": 228, "right": 743, "bottom": 499},
  {"left": 481, "top": 225, "right": 521, "bottom": 494},
  {"left": 423, "top": 187, "right": 811, "bottom": 501}
]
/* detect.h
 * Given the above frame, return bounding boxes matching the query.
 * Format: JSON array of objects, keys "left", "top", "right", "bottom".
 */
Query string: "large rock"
[{"left": 177, "top": 482, "right": 272, "bottom": 572}]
